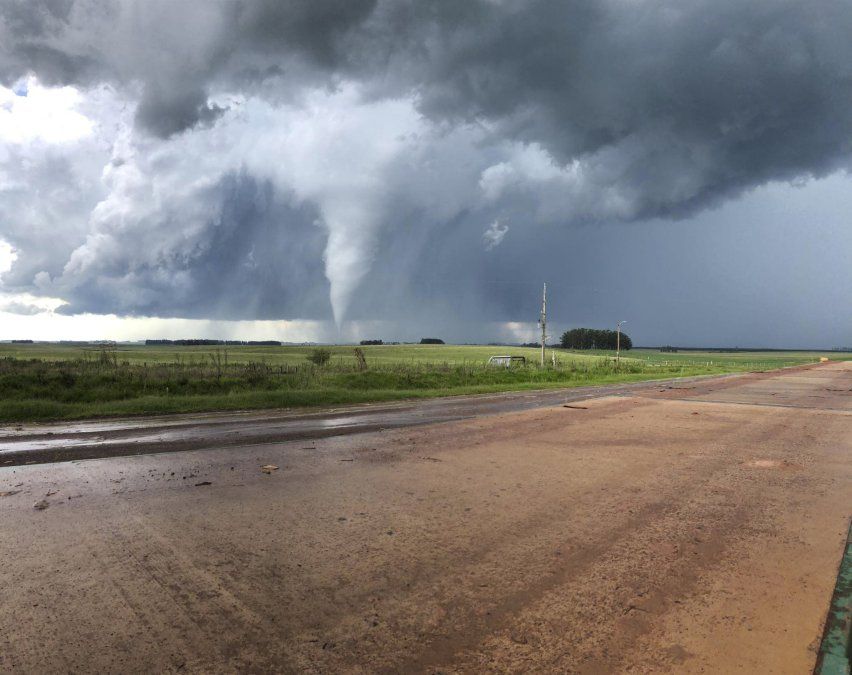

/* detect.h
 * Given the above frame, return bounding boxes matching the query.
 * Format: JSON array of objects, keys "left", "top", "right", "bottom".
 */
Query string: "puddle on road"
[{"left": 0, "top": 436, "right": 108, "bottom": 453}]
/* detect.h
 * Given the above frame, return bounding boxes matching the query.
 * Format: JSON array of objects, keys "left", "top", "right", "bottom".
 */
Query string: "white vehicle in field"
[{"left": 487, "top": 355, "right": 526, "bottom": 368}]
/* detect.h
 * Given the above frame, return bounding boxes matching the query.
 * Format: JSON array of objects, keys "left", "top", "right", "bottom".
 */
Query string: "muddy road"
[
  {"left": 0, "top": 373, "right": 746, "bottom": 466},
  {"left": 1, "top": 362, "right": 850, "bottom": 673}
]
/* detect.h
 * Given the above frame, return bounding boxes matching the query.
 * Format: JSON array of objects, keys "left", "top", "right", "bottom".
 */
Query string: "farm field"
[
  {"left": 0, "top": 342, "right": 847, "bottom": 423},
  {"left": 1, "top": 342, "right": 847, "bottom": 367},
  {"left": 0, "top": 342, "right": 572, "bottom": 366}
]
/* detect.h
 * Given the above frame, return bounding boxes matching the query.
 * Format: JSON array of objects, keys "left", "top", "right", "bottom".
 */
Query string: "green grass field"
[
  {"left": 574, "top": 348, "right": 849, "bottom": 370},
  {"left": 0, "top": 343, "right": 847, "bottom": 423},
  {"left": 0, "top": 343, "right": 571, "bottom": 367}
]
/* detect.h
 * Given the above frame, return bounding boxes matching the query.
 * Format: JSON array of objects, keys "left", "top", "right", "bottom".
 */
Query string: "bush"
[
  {"left": 306, "top": 348, "right": 332, "bottom": 366},
  {"left": 420, "top": 338, "right": 445, "bottom": 345}
]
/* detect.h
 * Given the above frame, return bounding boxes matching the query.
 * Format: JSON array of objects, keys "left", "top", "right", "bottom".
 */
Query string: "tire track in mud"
[{"left": 390, "top": 414, "right": 801, "bottom": 673}]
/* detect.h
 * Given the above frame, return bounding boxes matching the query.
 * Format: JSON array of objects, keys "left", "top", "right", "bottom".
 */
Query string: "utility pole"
[
  {"left": 616, "top": 320, "right": 627, "bottom": 365},
  {"left": 540, "top": 282, "right": 547, "bottom": 367}
]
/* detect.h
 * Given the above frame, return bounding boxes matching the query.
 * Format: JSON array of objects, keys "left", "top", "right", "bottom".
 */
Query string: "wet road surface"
[
  {"left": 0, "top": 362, "right": 850, "bottom": 673},
  {"left": 0, "top": 372, "right": 747, "bottom": 466}
]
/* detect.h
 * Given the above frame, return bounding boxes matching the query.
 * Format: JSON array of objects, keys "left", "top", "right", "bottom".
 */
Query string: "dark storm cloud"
[
  {"left": 233, "top": 0, "right": 378, "bottom": 68},
  {"left": 396, "top": 0, "right": 852, "bottom": 218},
  {"left": 2, "top": 0, "right": 852, "bottom": 344},
  {"left": 54, "top": 172, "right": 332, "bottom": 320},
  {"left": 4, "top": 1, "right": 852, "bottom": 196},
  {"left": 0, "top": 0, "right": 105, "bottom": 85},
  {"left": 134, "top": 83, "right": 226, "bottom": 138},
  {"left": 0, "top": 0, "right": 383, "bottom": 136},
  {"left": 0, "top": 0, "right": 73, "bottom": 43}
]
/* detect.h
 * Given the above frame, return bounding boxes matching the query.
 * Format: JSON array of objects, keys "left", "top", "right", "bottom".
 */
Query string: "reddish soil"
[{"left": 0, "top": 362, "right": 850, "bottom": 673}]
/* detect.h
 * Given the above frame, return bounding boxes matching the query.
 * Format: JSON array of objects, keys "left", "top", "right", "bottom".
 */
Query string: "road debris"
[
  {"left": 33, "top": 499, "right": 49, "bottom": 510},
  {"left": 0, "top": 490, "right": 21, "bottom": 497},
  {"left": 563, "top": 404, "right": 588, "bottom": 409},
  {"left": 261, "top": 465, "right": 278, "bottom": 474},
  {"left": 195, "top": 481, "right": 212, "bottom": 487}
]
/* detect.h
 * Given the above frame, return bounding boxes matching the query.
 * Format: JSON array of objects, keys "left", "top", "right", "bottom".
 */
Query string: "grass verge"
[{"left": 0, "top": 345, "right": 845, "bottom": 423}]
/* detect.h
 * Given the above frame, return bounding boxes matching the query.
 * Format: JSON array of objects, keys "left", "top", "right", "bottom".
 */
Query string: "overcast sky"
[{"left": 0, "top": 0, "right": 850, "bottom": 347}]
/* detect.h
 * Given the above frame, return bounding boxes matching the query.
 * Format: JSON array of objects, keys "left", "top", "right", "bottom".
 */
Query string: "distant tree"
[
  {"left": 146, "top": 338, "right": 282, "bottom": 346},
  {"left": 420, "top": 338, "right": 445, "bottom": 344},
  {"left": 359, "top": 339, "right": 383, "bottom": 345},
  {"left": 560, "top": 328, "right": 631, "bottom": 350},
  {"left": 164, "top": 339, "right": 223, "bottom": 346},
  {"left": 306, "top": 348, "right": 332, "bottom": 366},
  {"left": 224, "top": 340, "right": 282, "bottom": 346}
]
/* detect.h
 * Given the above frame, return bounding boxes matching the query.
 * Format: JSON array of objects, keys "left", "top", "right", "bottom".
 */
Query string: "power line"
[{"left": 540, "top": 282, "right": 547, "bottom": 367}]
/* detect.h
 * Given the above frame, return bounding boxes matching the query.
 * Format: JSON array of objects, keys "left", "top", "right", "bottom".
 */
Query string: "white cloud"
[
  {"left": 494, "top": 321, "right": 538, "bottom": 345},
  {"left": 0, "top": 239, "right": 16, "bottom": 274},
  {"left": 0, "top": 311, "right": 328, "bottom": 343},
  {"left": 0, "top": 77, "right": 94, "bottom": 145},
  {"left": 483, "top": 220, "right": 509, "bottom": 250}
]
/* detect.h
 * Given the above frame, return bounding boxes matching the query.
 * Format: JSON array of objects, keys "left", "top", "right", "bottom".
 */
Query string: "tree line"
[
  {"left": 145, "top": 339, "right": 282, "bottom": 346},
  {"left": 560, "top": 328, "right": 632, "bottom": 350}
]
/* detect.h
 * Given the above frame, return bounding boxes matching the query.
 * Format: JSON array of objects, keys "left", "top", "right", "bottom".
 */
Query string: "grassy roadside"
[
  {"left": 0, "top": 370, "right": 718, "bottom": 423},
  {"left": 0, "top": 344, "right": 847, "bottom": 423}
]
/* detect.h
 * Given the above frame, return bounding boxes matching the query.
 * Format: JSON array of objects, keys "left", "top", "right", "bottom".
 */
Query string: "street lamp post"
[{"left": 616, "top": 320, "right": 627, "bottom": 365}]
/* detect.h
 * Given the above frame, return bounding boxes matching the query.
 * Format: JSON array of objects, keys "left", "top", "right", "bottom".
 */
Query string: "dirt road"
[{"left": 1, "top": 362, "right": 850, "bottom": 673}]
